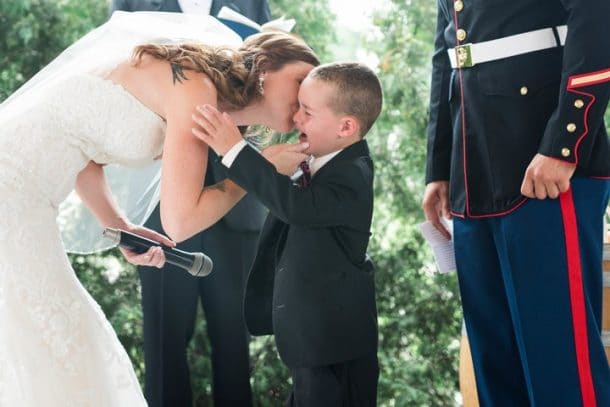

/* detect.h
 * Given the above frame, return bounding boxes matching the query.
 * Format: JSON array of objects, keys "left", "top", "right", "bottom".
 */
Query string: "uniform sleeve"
[
  {"left": 425, "top": 5, "right": 453, "bottom": 184},
  {"left": 538, "top": 0, "right": 610, "bottom": 166}
]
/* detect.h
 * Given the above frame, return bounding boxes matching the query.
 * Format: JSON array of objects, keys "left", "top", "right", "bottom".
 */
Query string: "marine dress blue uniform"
[{"left": 426, "top": 0, "right": 610, "bottom": 405}]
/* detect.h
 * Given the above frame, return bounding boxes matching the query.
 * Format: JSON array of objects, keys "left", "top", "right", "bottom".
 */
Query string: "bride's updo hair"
[{"left": 132, "top": 31, "right": 319, "bottom": 111}]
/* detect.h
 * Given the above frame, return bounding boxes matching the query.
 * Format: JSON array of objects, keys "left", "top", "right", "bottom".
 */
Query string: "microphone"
[{"left": 102, "top": 228, "right": 213, "bottom": 277}]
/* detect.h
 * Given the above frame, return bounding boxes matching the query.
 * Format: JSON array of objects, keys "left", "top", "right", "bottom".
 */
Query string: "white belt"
[{"left": 447, "top": 25, "right": 567, "bottom": 69}]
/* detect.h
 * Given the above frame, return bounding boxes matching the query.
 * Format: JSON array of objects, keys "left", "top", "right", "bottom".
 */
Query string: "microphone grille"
[{"left": 190, "top": 253, "right": 213, "bottom": 277}]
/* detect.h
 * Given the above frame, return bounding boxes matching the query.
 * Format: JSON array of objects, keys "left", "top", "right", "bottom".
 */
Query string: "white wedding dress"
[{"left": 0, "top": 73, "right": 166, "bottom": 405}]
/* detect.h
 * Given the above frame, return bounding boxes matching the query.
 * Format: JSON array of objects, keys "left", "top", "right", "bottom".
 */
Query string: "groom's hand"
[{"left": 192, "top": 104, "right": 242, "bottom": 156}]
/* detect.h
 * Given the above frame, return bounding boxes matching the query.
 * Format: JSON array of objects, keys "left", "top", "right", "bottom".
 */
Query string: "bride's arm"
[
  {"left": 75, "top": 160, "right": 131, "bottom": 230},
  {"left": 75, "top": 160, "right": 174, "bottom": 267},
  {"left": 160, "top": 75, "right": 246, "bottom": 242}
]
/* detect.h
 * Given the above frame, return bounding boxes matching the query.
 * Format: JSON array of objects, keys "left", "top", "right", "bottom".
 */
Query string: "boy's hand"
[
  {"left": 262, "top": 143, "right": 310, "bottom": 176},
  {"left": 192, "top": 104, "right": 242, "bottom": 156}
]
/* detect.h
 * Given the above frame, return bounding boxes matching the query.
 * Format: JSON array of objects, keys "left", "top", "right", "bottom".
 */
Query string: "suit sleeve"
[
  {"left": 226, "top": 146, "right": 372, "bottom": 228},
  {"left": 425, "top": 5, "right": 453, "bottom": 184},
  {"left": 538, "top": 0, "right": 610, "bottom": 166}
]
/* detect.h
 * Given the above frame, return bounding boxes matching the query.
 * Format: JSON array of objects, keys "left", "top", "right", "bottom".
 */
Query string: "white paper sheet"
[{"left": 418, "top": 218, "right": 456, "bottom": 274}]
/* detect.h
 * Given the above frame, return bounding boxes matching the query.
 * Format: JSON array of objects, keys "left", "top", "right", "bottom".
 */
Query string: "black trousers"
[
  {"left": 140, "top": 211, "right": 259, "bottom": 407},
  {"left": 287, "top": 353, "right": 379, "bottom": 407}
]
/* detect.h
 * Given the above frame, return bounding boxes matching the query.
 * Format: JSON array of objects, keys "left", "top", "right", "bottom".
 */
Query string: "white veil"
[{"left": 0, "top": 11, "right": 242, "bottom": 253}]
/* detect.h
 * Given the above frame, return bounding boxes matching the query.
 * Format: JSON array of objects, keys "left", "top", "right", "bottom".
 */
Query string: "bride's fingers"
[
  {"left": 149, "top": 246, "right": 166, "bottom": 268},
  {"left": 126, "top": 247, "right": 165, "bottom": 267},
  {"left": 119, "top": 247, "right": 147, "bottom": 265},
  {"left": 139, "top": 228, "right": 175, "bottom": 247}
]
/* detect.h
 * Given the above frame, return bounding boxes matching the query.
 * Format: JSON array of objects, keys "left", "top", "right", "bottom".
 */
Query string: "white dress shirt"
[{"left": 177, "top": 0, "right": 212, "bottom": 15}]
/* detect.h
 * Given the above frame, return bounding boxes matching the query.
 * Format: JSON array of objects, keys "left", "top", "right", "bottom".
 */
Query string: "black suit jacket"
[
  {"left": 111, "top": 0, "right": 271, "bottom": 23},
  {"left": 227, "top": 141, "right": 378, "bottom": 368},
  {"left": 426, "top": 0, "right": 610, "bottom": 217}
]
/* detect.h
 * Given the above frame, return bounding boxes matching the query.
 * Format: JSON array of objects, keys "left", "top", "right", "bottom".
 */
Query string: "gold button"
[
  {"left": 520, "top": 86, "right": 528, "bottom": 96},
  {"left": 455, "top": 0, "right": 464, "bottom": 12},
  {"left": 566, "top": 123, "right": 577, "bottom": 133},
  {"left": 561, "top": 148, "right": 571, "bottom": 157},
  {"left": 457, "top": 29, "right": 467, "bottom": 42},
  {"left": 574, "top": 99, "right": 584, "bottom": 109}
]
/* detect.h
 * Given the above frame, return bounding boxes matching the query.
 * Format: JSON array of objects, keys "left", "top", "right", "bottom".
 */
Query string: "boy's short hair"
[{"left": 309, "top": 62, "right": 383, "bottom": 137}]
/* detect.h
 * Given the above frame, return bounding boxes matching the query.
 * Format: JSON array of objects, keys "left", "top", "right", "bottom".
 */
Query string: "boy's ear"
[{"left": 338, "top": 116, "right": 360, "bottom": 138}]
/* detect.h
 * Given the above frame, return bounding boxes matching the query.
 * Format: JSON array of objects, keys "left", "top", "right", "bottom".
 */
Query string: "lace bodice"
[{"left": 0, "top": 73, "right": 165, "bottom": 208}]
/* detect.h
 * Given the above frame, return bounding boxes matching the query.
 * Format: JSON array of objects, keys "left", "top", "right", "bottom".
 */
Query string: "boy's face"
[
  {"left": 293, "top": 77, "right": 345, "bottom": 157},
  {"left": 261, "top": 61, "right": 315, "bottom": 133}
]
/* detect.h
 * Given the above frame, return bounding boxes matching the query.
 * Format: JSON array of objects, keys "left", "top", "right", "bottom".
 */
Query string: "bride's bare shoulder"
[
  {"left": 166, "top": 66, "right": 217, "bottom": 104},
  {"left": 161, "top": 66, "right": 218, "bottom": 131}
]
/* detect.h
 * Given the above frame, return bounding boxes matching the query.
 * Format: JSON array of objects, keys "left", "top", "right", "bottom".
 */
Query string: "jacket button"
[
  {"left": 566, "top": 123, "right": 577, "bottom": 133},
  {"left": 457, "top": 29, "right": 467, "bottom": 42},
  {"left": 561, "top": 148, "right": 571, "bottom": 157},
  {"left": 454, "top": 0, "right": 464, "bottom": 12},
  {"left": 574, "top": 99, "right": 585, "bottom": 109},
  {"left": 520, "top": 86, "right": 528, "bottom": 96}
]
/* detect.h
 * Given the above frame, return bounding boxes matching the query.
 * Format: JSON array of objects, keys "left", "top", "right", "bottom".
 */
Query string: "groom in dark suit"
[
  {"left": 111, "top": 0, "right": 270, "bottom": 24},
  {"left": 109, "top": 1, "right": 270, "bottom": 406},
  {"left": 193, "top": 62, "right": 382, "bottom": 405}
]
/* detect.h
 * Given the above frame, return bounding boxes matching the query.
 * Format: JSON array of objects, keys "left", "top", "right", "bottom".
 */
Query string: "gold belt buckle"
[{"left": 455, "top": 43, "right": 474, "bottom": 68}]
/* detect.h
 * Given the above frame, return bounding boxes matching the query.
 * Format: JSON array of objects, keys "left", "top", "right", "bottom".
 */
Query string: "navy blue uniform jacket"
[{"left": 426, "top": 0, "right": 610, "bottom": 217}]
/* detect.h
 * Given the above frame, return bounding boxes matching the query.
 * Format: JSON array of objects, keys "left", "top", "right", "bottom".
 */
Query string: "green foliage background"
[{"left": 6, "top": 1, "right": 605, "bottom": 406}]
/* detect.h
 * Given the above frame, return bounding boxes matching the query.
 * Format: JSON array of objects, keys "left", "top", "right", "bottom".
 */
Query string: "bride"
[{"left": 0, "top": 11, "right": 317, "bottom": 405}]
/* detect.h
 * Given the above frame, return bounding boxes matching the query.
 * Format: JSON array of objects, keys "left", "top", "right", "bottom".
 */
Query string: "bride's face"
[{"left": 260, "top": 61, "right": 315, "bottom": 133}]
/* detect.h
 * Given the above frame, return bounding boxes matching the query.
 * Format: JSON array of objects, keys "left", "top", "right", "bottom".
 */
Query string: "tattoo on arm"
[{"left": 171, "top": 63, "right": 188, "bottom": 84}]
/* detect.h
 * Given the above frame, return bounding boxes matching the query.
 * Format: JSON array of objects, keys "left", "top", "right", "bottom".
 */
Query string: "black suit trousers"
[
  {"left": 287, "top": 353, "right": 379, "bottom": 407},
  {"left": 139, "top": 208, "right": 258, "bottom": 407}
]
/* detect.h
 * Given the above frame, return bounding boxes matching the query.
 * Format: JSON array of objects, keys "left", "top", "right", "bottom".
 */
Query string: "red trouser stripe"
[{"left": 559, "top": 189, "right": 597, "bottom": 407}]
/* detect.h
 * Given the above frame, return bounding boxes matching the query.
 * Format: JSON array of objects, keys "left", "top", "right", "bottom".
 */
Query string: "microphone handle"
[{"left": 119, "top": 238, "right": 195, "bottom": 270}]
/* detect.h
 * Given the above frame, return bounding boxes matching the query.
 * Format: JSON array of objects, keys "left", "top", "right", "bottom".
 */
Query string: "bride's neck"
[{"left": 224, "top": 101, "right": 266, "bottom": 128}]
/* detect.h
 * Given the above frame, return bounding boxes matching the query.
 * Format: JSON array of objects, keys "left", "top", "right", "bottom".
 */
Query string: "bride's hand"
[
  {"left": 262, "top": 143, "right": 310, "bottom": 176},
  {"left": 118, "top": 224, "right": 176, "bottom": 268}
]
